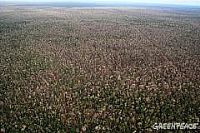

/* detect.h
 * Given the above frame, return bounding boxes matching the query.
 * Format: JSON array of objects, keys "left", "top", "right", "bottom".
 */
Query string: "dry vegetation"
[{"left": 1, "top": 6, "right": 200, "bottom": 132}]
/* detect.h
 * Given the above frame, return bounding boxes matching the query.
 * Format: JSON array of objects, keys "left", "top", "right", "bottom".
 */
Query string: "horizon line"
[{"left": 1, "top": 1, "right": 200, "bottom": 7}]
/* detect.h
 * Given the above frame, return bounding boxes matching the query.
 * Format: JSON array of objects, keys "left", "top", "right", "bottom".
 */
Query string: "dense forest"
[{"left": 1, "top": 5, "right": 200, "bottom": 132}]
